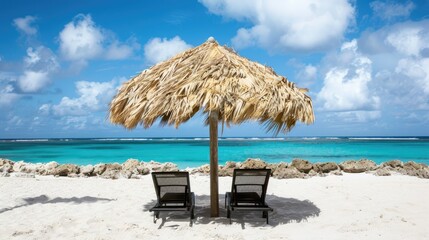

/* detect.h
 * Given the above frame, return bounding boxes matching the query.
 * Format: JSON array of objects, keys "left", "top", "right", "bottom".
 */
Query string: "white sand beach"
[{"left": 1, "top": 173, "right": 428, "bottom": 240}]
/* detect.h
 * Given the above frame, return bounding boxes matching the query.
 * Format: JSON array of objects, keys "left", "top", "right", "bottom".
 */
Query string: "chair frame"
[
  {"left": 150, "top": 171, "right": 195, "bottom": 226},
  {"left": 225, "top": 169, "right": 273, "bottom": 224}
]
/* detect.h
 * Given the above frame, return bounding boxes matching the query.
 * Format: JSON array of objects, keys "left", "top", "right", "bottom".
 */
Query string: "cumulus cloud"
[
  {"left": 0, "top": 71, "right": 19, "bottom": 107},
  {"left": 17, "top": 46, "right": 58, "bottom": 93},
  {"left": 386, "top": 25, "right": 428, "bottom": 57},
  {"left": 18, "top": 71, "right": 49, "bottom": 93},
  {"left": 375, "top": 57, "right": 429, "bottom": 110},
  {"left": 396, "top": 58, "right": 429, "bottom": 94},
  {"left": 51, "top": 80, "right": 117, "bottom": 116},
  {"left": 59, "top": 14, "right": 139, "bottom": 64},
  {"left": 144, "top": 36, "right": 192, "bottom": 65},
  {"left": 59, "top": 14, "right": 104, "bottom": 61},
  {"left": 13, "top": 16, "right": 37, "bottom": 35},
  {"left": 359, "top": 20, "right": 429, "bottom": 57},
  {"left": 105, "top": 41, "right": 135, "bottom": 60},
  {"left": 0, "top": 58, "right": 16, "bottom": 105},
  {"left": 0, "top": 84, "right": 20, "bottom": 107},
  {"left": 200, "top": 0, "right": 355, "bottom": 52},
  {"left": 370, "top": 1, "right": 415, "bottom": 21},
  {"left": 358, "top": 20, "right": 429, "bottom": 110},
  {"left": 317, "top": 40, "right": 380, "bottom": 112},
  {"left": 296, "top": 64, "right": 317, "bottom": 87}
]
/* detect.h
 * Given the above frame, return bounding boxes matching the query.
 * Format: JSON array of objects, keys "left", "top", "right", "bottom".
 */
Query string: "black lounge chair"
[
  {"left": 225, "top": 169, "right": 273, "bottom": 224},
  {"left": 150, "top": 171, "right": 195, "bottom": 226}
]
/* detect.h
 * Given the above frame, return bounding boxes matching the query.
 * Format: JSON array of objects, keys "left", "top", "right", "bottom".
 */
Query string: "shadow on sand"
[
  {"left": 0, "top": 195, "right": 115, "bottom": 214},
  {"left": 143, "top": 194, "right": 320, "bottom": 229}
]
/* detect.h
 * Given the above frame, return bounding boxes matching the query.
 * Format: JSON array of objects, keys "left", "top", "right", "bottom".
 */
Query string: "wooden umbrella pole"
[{"left": 209, "top": 110, "right": 219, "bottom": 217}]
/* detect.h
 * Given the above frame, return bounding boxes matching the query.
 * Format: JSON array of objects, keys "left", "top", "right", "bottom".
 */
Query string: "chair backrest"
[
  {"left": 152, "top": 171, "right": 191, "bottom": 203},
  {"left": 231, "top": 169, "right": 271, "bottom": 204}
]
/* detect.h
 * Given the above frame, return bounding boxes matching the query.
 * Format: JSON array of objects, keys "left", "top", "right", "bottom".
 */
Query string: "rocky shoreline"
[{"left": 1, "top": 158, "right": 428, "bottom": 179}]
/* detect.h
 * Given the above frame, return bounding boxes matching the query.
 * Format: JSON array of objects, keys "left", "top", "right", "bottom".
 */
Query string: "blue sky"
[{"left": 1, "top": 0, "right": 428, "bottom": 138}]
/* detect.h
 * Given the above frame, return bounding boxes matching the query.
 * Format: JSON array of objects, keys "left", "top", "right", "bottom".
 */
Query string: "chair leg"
[
  {"left": 265, "top": 211, "right": 269, "bottom": 224},
  {"left": 189, "top": 207, "right": 195, "bottom": 226},
  {"left": 227, "top": 208, "right": 231, "bottom": 224},
  {"left": 153, "top": 212, "right": 158, "bottom": 223}
]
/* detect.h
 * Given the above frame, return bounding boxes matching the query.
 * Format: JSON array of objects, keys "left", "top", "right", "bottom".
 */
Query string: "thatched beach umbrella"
[{"left": 109, "top": 37, "right": 314, "bottom": 217}]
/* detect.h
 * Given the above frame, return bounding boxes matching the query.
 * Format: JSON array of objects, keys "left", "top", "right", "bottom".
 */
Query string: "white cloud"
[
  {"left": 0, "top": 71, "right": 19, "bottom": 107},
  {"left": 144, "top": 36, "right": 192, "bottom": 65},
  {"left": 200, "top": 0, "right": 355, "bottom": 52},
  {"left": 13, "top": 16, "right": 37, "bottom": 35},
  {"left": 296, "top": 64, "right": 317, "bottom": 87},
  {"left": 38, "top": 104, "right": 51, "bottom": 115},
  {"left": 18, "top": 71, "right": 49, "bottom": 93},
  {"left": 318, "top": 40, "right": 380, "bottom": 112},
  {"left": 59, "top": 14, "right": 104, "bottom": 61},
  {"left": 25, "top": 48, "right": 41, "bottom": 65},
  {"left": 358, "top": 20, "right": 429, "bottom": 57},
  {"left": 59, "top": 14, "right": 139, "bottom": 63},
  {"left": 386, "top": 25, "right": 428, "bottom": 57},
  {"left": 17, "top": 46, "right": 58, "bottom": 93},
  {"left": 24, "top": 47, "right": 59, "bottom": 71},
  {"left": 370, "top": 1, "right": 415, "bottom": 21},
  {"left": 3, "top": 46, "right": 58, "bottom": 95},
  {"left": 395, "top": 58, "right": 429, "bottom": 94},
  {"left": 105, "top": 41, "right": 134, "bottom": 60},
  {"left": 52, "top": 80, "right": 117, "bottom": 116},
  {"left": 357, "top": 20, "right": 429, "bottom": 110},
  {"left": 61, "top": 116, "right": 88, "bottom": 130},
  {"left": 0, "top": 84, "right": 20, "bottom": 107}
]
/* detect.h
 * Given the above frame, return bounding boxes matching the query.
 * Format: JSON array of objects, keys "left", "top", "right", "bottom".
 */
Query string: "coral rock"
[
  {"left": 382, "top": 160, "right": 404, "bottom": 169},
  {"left": 120, "top": 159, "right": 140, "bottom": 178},
  {"left": 307, "top": 169, "right": 318, "bottom": 177},
  {"left": 161, "top": 162, "right": 179, "bottom": 172},
  {"left": 240, "top": 158, "right": 267, "bottom": 169},
  {"left": 80, "top": 165, "right": 94, "bottom": 176},
  {"left": 54, "top": 164, "right": 79, "bottom": 176},
  {"left": 375, "top": 168, "right": 391, "bottom": 176},
  {"left": 219, "top": 161, "right": 237, "bottom": 176},
  {"left": 329, "top": 170, "right": 343, "bottom": 176},
  {"left": 403, "top": 161, "right": 424, "bottom": 170},
  {"left": 314, "top": 162, "right": 339, "bottom": 173},
  {"left": 101, "top": 163, "right": 122, "bottom": 179},
  {"left": 274, "top": 167, "right": 305, "bottom": 179},
  {"left": 43, "top": 162, "right": 59, "bottom": 175},
  {"left": 192, "top": 164, "right": 210, "bottom": 175},
  {"left": 93, "top": 164, "right": 107, "bottom": 175},
  {"left": 291, "top": 159, "right": 313, "bottom": 173},
  {"left": 0, "top": 163, "right": 13, "bottom": 173},
  {"left": 122, "top": 159, "right": 140, "bottom": 172},
  {"left": 12, "top": 161, "right": 26, "bottom": 172},
  {"left": 339, "top": 159, "right": 377, "bottom": 173},
  {"left": 0, "top": 159, "right": 14, "bottom": 167}
]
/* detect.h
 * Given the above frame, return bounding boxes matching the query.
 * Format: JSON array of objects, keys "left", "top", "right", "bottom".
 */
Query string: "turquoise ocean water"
[{"left": 0, "top": 137, "right": 428, "bottom": 169}]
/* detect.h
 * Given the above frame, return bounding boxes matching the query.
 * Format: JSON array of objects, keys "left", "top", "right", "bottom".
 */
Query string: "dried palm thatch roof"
[{"left": 110, "top": 37, "right": 314, "bottom": 134}]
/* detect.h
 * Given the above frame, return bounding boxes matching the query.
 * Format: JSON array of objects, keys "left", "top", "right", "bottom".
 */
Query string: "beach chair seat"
[
  {"left": 150, "top": 171, "right": 195, "bottom": 226},
  {"left": 225, "top": 169, "right": 273, "bottom": 224}
]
